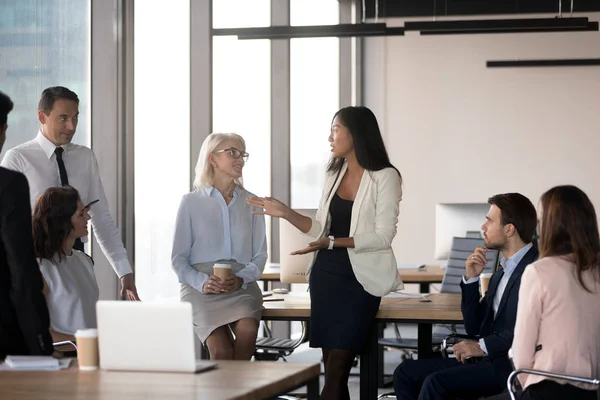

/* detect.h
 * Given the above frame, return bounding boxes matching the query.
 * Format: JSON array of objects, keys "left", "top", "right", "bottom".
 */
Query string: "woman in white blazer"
[{"left": 249, "top": 106, "right": 403, "bottom": 400}]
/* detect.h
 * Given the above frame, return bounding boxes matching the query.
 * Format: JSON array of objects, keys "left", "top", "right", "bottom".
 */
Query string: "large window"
[
  {"left": 134, "top": 0, "right": 190, "bottom": 301},
  {"left": 290, "top": 0, "right": 339, "bottom": 208},
  {"left": 213, "top": 1, "right": 271, "bottom": 255},
  {"left": 0, "top": 0, "right": 91, "bottom": 159}
]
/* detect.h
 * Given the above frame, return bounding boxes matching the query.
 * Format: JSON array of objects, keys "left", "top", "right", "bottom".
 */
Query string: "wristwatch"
[{"left": 327, "top": 235, "right": 335, "bottom": 250}]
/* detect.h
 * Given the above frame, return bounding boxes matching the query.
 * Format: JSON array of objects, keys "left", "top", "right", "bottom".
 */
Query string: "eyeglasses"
[
  {"left": 213, "top": 148, "right": 249, "bottom": 162},
  {"left": 84, "top": 199, "right": 99, "bottom": 210}
]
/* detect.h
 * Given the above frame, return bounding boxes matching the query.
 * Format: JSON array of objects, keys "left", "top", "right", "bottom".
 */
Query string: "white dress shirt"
[
  {"left": 462, "top": 242, "right": 533, "bottom": 354},
  {"left": 39, "top": 251, "right": 99, "bottom": 335},
  {"left": 0, "top": 131, "right": 132, "bottom": 277},
  {"left": 171, "top": 186, "right": 267, "bottom": 294}
]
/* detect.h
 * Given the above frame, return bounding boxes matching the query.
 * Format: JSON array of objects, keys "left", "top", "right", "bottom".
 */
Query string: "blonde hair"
[{"left": 193, "top": 132, "right": 246, "bottom": 190}]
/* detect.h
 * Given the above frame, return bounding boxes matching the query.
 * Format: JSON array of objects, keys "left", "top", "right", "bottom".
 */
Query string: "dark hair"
[
  {"left": 539, "top": 185, "right": 600, "bottom": 292},
  {"left": 487, "top": 193, "right": 537, "bottom": 243},
  {"left": 327, "top": 106, "right": 401, "bottom": 180},
  {"left": 32, "top": 186, "right": 81, "bottom": 261},
  {"left": 38, "top": 86, "right": 79, "bottom": 115},
  {"left": 0, "top": 90, "right": 14, "bottom": 126}
]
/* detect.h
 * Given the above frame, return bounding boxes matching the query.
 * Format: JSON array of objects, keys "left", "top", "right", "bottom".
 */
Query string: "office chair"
[
  {"left": 507, "top": 336, "right": 600, "bottom": 400},
  {"left": 507, "top": 370, "right": 599, "bottom": 400},
  {"left": 254, "top": 321, "right": 308, "bottom": 362},
  {"left": 53, "top": 340, "right": 78, "bottom": 358}
]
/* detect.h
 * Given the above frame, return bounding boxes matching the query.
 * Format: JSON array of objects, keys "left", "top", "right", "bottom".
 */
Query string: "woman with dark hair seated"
[
  {"left": 32, "top": 186, "right": 99, "bottom": 344},
  {"left": 489, "top": 185, "right": 600, "bottom": 400}
]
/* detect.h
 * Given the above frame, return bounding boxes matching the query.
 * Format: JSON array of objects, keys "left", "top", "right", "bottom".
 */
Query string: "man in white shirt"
[
  {"left": 0, "top": 86, "right": 139, "bottom": 300},
  {"left": 393, "top": 192, "right": 539, "bottom": 400}
]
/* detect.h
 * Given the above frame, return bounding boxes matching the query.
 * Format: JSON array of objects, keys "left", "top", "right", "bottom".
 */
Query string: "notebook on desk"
[{"left": 96, "top": 301, "right": 217, "bottom": 373}]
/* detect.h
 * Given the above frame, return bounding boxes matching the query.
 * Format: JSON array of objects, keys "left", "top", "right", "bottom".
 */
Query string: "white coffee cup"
[
  {"left": 480, "top": 272, "right": 493, "bottom": 297},
  {"left": 213, "top": 263, "right": 232, "bottom": 282},
  {"left": 74, "top": 328, "right": 99, "bottom": 371}
]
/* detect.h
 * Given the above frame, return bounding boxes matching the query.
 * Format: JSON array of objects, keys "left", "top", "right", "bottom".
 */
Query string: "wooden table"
[
  {"left": 0, "top": 360, "right": 320, "bottom": 400},
  {"left": 263, "top": 293, "right": 462, "bottom": 400},
  {"left": 261, "top": 264, "right": 445, "bottom": 293},
  {"left": 397, "top": 265, "right": 445, "bottom": 293}
]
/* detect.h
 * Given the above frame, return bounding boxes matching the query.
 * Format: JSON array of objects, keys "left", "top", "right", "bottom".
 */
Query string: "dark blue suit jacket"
[
  {"left": 459, "top": 245, "right": 539, "bottom": 377},
  {"left": 0, "top": 167, "right": 53, "bottom": 357}
]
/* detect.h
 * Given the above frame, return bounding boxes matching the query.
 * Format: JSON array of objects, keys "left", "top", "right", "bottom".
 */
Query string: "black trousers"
[
  {"left": 486, "top": 380, "right": 597, "bottom": 400},
  {"left": 394, "top": 357, "right": 506, "bottom": 400}
]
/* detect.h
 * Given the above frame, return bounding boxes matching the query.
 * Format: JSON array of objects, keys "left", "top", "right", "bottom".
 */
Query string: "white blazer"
[{"left": 305, "top": 162, "right": 404, "bottom": 297}]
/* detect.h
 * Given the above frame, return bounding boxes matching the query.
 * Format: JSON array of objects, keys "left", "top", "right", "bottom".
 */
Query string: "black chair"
[
  {"left": 507, "top": 336, "right": 600, "bottom": 400},
  {"left": 254, "top": 321, "right": 308, "bottom": 362},
  {"left": 507, "top": 370, "right": 599, "bottom": 400}
]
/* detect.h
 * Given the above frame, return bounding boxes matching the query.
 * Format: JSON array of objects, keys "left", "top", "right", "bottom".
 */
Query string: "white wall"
[{"left": 364, "top": 13, "right": 600, "bottom": 265}]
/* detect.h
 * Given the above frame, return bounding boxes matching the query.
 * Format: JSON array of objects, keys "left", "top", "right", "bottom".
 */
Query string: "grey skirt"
[{"left": 181, "top": 262, "right": 264, "bottom": 343}]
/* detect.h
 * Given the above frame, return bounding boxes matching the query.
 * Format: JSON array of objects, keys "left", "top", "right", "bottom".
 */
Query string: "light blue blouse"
[{"left": 171, "top": 185, "right": 268, "bottom": 294}]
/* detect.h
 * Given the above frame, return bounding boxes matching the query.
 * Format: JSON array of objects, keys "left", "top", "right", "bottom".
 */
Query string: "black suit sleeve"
[
  {"left": 0, "top": 173, "right": 53, "bottom": 355},
  {"left": 460, "top": 278, "right": 488, "bottom": 336}
]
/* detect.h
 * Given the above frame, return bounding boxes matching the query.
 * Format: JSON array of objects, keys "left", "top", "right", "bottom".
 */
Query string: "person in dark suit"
[
  {"left": 394, "top": 193, "right": 539, "bottom": 400},
  {"left": 0, "top": 90, "right": 53, "bottom": 358}
]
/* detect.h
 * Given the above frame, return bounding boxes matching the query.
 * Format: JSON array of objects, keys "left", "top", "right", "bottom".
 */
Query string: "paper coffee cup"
[
  {"left": 480, "top": 272, "right": 493, "bottom": 297},
  {"left": 75, "top": 328, "right": 99, "bottom": 371},
  {"left": 213, "top": 263, "right": 232, "bottom": 282}
]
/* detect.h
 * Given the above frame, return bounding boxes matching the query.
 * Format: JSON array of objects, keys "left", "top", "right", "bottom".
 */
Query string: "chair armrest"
[
  {"left": 53, "top": 340, "right": 78, "bottom": 351},
  {"left": 507, "top": 369, "right": 600, "bottom": 400},
  {"left": 440, "top": 334, "right": 479, "bottom": 358}
]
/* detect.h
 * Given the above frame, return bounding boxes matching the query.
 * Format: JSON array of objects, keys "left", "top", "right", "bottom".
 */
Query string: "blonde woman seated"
[
  {"left": 172, "top": 133, "right": 267, "bottom": 360},
  {"left": 32, "top": 186, "right": 99, "bottom": 344}
]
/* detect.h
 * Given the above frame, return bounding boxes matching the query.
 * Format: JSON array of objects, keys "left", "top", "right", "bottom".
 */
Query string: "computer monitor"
[
  {"left": 435, "top": 203, "right": 490, "bottom": 260},
  {"left": 279, "top": 209, "right": 317, "bottom": 284}
]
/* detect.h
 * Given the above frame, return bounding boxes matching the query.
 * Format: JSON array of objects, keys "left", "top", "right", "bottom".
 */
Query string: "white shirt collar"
[
  {"left": 201, "top": 185, "right": 240, "bottom": 198},
  {"left": 36, "top": 130, "right": 68, "bottom": 159},
  {"left": 499, "top": 242, "right": 533, "bottom": 276}
]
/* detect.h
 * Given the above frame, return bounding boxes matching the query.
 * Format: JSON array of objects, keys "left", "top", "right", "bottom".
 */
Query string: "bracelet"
[{"left": 327, "top": 235, "right": 334, "bottom": 250}]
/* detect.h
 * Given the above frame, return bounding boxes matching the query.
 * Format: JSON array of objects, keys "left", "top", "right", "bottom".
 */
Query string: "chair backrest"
[
  {"left": 440, "top": 237, "right": 499, "bottom": 295},
  {"left": 433, "top": 237, "right": 499, "bottom": 338}
]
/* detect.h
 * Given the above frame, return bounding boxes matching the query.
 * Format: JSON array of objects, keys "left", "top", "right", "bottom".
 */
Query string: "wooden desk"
[
  {"left": 0, "top": 360, "right": 320, "bottom": 400},
  {"left": 261, "top": 264, "right": 281, "bottom": 282},
  {"left": 263, "top": 293, "right": 462, "bottom": 400},
  {"left": 397, "top": 265, "right": 445, "bottom": 293},
  {"left": 261, "top": 264, "right": 445, "bottom": 293}
]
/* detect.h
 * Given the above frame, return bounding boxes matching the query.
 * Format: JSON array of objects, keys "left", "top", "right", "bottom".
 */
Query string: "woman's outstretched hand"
[
  {"left": 290, "top": 237, "right": 329, "bottom": 255},
  {"left": 247, "top": 196, "right": 290, "bottom": 219}
]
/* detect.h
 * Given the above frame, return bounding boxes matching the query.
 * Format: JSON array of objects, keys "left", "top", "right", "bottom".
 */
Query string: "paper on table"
[
  {"left": 397, "top": 264, "right": 426, "bottom": 269},
  {"left": 384, "top": 291, "right": 430, "bottom": 299},
  {"left": 0, "top": 356, "right": 72, "bottom": 371}
]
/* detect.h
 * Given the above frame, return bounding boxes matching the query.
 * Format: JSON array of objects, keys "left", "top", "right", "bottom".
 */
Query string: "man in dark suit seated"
[
  {"left": 0, "top": 90, "right": 53, "bottom": 358},
  {"left": 394, "top": 193, "right": 539, "bottom": 400}
]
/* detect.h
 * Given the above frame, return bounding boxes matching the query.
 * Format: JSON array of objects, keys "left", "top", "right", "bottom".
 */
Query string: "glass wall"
[
  {"left": 134, "top": 0, "right": 190, "bottom": 301},
  {"left": 290, "top": 0, "right": 339, "bottom": 208},
  {"left": 0, "top": 0, "right": 91, "bottom": 159}
]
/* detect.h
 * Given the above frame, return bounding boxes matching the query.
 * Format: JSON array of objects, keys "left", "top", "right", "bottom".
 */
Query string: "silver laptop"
[
  {"left": 96, "top": 301, "right": 217, "bottom": 373},
  {"left": 280, "top": 209, "right": 317, "bottom": 284}
]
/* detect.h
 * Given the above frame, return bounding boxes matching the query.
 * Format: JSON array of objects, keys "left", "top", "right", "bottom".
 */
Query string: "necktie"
[
  {"left": 54, "top": 147, "right": 84, "bottom": 251},
  {"left": 54, "top": 147, "right": 69, "bottom": 186}
]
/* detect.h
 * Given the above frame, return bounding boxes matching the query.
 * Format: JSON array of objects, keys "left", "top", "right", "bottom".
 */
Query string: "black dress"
[{"left": 308, "top": 193, "right": 382, "bottom": 354}]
